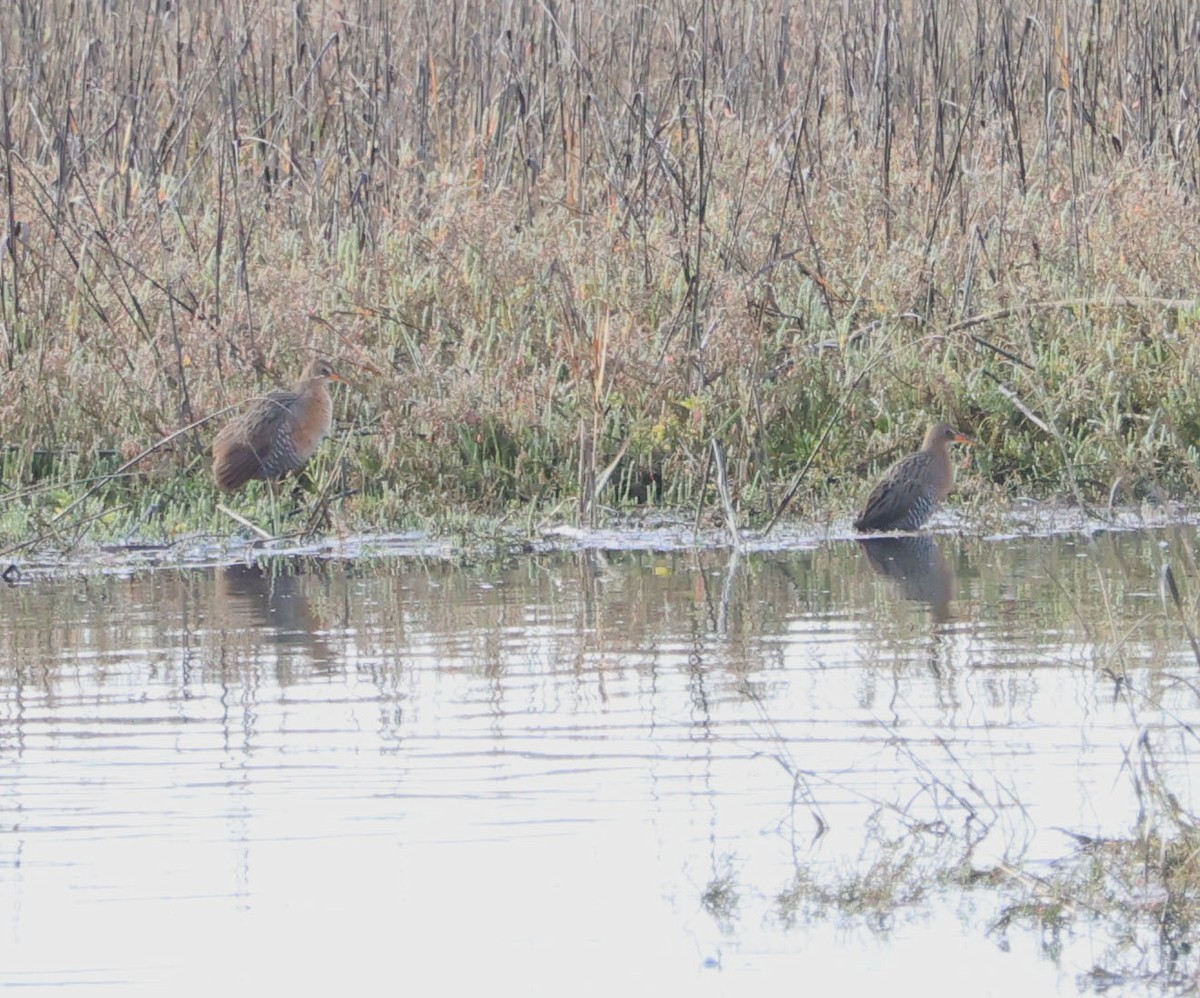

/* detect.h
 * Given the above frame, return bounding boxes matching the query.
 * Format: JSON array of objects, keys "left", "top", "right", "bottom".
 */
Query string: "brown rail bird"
[
  {"left": 853, "top": 422, "right": 976, "bottom": 532},
  {"left": 212, "top": 358, "right": 345, "bottom": 493}
]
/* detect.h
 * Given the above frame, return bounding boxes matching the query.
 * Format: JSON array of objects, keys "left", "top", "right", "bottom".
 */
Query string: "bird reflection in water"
[
  {"left": 858, "top": 535, "right": 956, "bottom": 622},
  {"left": 215, "top": 561, "right": 335, "bottom": 673}
]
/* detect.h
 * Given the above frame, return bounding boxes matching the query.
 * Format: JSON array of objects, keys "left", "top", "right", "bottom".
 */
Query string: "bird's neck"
[
  {"left": 298, "top": 377, "right": 330, "bottom": 400},
  {"left": 925, "top": 442, "right": 950, "bottom": 459}
]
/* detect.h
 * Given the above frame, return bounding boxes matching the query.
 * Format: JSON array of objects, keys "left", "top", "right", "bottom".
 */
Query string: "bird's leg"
[
  {"left": 292, "top": 468, "right": 317, "bottom": 494},
  {"left": 281, "top": 469, "right": 316, "bottom": 523},
  {"left": 305, "top": 494, "right": 333, "bottom": 535},
  {"left": 295, "top": 465, "right": 333, "bottom": 534}
]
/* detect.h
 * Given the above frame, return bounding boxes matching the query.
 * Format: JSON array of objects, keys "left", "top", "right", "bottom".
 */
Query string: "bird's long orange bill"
[{"left": 953, "top": 432, "right": 977, "bottom": 446}]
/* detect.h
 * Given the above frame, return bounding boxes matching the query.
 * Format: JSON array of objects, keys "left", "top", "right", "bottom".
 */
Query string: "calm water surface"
[{"left": 2, "top": 526, "right": 1198, "bottom": 995}]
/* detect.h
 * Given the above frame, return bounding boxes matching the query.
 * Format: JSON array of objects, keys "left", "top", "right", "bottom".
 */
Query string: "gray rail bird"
[
  {"left": 853, "top": 422, "right": 976, "bottom": 532},
  {"left": 212, "top": 359, "right": 344, "bottom": 493}
]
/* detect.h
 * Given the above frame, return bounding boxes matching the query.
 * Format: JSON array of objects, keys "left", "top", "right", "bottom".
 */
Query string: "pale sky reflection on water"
[{"left": 0, "top": 528, "right": 1194, "bottom": 995}]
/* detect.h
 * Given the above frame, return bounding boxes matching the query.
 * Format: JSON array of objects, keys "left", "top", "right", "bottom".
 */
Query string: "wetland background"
[
  {"left": 4, "top": 4, "right": 1200, "bottom": 991},
  {"left": 2, "top": 1, "right": 1200, "bottom": 546}
]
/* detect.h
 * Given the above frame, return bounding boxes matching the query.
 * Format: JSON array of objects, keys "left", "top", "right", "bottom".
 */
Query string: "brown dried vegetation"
[{"left": 1, "top": 2, "right": 1200, "bottom": 539}]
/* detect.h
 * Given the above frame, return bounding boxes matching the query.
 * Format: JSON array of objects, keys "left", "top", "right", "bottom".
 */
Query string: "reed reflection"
[{"left": 858, "top": 535, "right": 956, "bottom": 622}]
